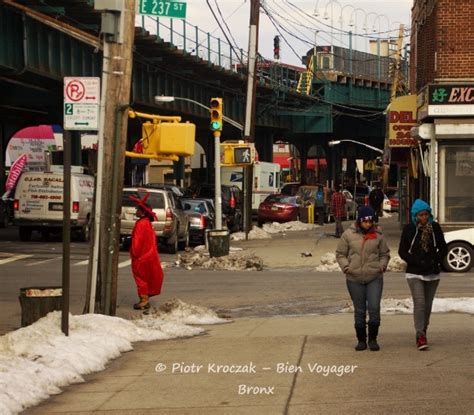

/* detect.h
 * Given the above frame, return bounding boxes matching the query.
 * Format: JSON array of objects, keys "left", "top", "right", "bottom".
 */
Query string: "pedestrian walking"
[
  {"left": 331, "top": 184, "right": 346, "bottom": 238},
  {"left": 314, "top": 185, "right": 326, "bottom": 226},
  {"left": 368, "top": 183, "right": 384, "bottom": 222},
  {"left": 129, "top": 192, "right": 164, "bottom": 310},
  {"left": 336, "top": 206, "right": 390, "bottom": 351},
  {"left": 398, "top": 199, "right": 447, "bottom": 351}
]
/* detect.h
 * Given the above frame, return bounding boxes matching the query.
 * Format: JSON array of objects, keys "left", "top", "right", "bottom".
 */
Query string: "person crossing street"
[{"left": 331, "top": 184, "right": 346, "bottom": 238}]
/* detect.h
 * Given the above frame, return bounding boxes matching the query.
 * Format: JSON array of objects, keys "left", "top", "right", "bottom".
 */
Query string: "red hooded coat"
[{"left": 130, "top": 217, "right": 164, "bottom": 297}]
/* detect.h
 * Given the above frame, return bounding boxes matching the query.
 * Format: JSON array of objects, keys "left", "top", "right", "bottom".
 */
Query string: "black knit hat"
[{"left": 357, "top": 206, "right": 375, "bottom": 222}]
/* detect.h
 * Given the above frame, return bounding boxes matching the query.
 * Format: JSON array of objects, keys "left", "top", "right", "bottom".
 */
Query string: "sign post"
[{"left": 63, "top": 77, "right": 100, "bottom": 335}]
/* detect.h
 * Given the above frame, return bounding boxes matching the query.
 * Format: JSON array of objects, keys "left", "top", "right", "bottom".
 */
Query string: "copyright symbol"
[{"left": 154, "top": 363, "right": 167, "bottom": 373}]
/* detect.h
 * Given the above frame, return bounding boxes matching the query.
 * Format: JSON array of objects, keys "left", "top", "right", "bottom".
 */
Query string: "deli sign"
[
  {"left": 388, "top": 95, "right": 417, "bottom": 147},
  {"left": 428, "top": 84, "right": 474, "bottom": 116}
]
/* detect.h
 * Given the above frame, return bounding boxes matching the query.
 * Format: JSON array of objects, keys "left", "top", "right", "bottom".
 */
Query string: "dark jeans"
[
  {"left": 346, "top": 278, "right": 383, "bottom": 328},
  {"left": 334, "top": 217, "right": 343, "bottom": 237},
  {"left": 407, "top": 278, "right": 440, "bottom": 337},
  {"left": 316, "top": 207, "right": 325, "bottom": 226}
]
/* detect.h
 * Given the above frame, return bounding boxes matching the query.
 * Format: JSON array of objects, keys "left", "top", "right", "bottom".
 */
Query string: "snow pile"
[
  {"left": 315, "top": 253, "right": 341, "bottom": 272},
  {"left": 142, "top": 298, "right": 231, "bottom": 325},
  {"left": 0, "top": 301, "right": 228, "bottom": 414},
  {"left": 380, "top": 212, "right": 393, "bottom": 219},
  {"left": 176, "top": 250, "right": 263, "bottom": 271},
  {"left": 387, "top": 255, "right": 406, "bottom": 272},
  {"left": 341, "top": 298, "right": 474, "bottom": 314},
  {"left": 263, "top": 221, "right": 318, "bottom": 234},
  {"left": 231, "top": 226, "right": 271, "bottom": 241}
]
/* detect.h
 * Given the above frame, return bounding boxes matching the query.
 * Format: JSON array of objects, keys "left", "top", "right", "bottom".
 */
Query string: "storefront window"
[{"left": 439, "top": 145, "right": 474, "bottom": 223}]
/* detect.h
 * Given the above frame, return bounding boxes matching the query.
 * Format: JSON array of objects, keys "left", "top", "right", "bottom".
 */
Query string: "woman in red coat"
[{"left": 129, "top": 192, "right": 164, "bottom": 310}]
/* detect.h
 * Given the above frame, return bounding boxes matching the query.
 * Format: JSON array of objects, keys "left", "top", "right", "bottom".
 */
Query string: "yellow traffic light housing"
[
  {"left": 210, "top": 97, "right": 223, "bottom": 132},
  {"left": 125, "top": 110, "right": 196, "bottom": 162},
  {"left": 220, "top": 142, "right": 255, "bottom": 166}
]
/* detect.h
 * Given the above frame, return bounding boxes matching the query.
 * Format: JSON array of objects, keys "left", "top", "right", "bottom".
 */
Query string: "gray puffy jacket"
[{"left": 336, "top": 224, "right": 390, "bottom": 283}]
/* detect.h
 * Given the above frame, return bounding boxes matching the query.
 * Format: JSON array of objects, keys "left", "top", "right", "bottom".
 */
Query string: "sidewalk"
[
  {"left": 231, "top": 215, "right": 403, "bottom": 269},
  {"left": 26, "top": 313, "right": 473, "bottom": 414}
]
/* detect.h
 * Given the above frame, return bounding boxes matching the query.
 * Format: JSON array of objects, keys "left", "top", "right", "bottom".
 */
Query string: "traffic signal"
[
  {"left": 210, "top": 97, "right": 223, "bottom": 132},
  {"left": 234, "top": 146, "right": 253, "bottom": 165},
  {"left": 273, "top": 35, "right": 280, "bottom": 60},
  {"left": 221, "top": 143, "right": 254, "bottom": 166},
  {"left": 141, "top": 121, "right": 196, "bottom": 157}
]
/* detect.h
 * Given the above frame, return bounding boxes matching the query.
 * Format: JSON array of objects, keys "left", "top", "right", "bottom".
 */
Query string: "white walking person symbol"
[{"left": 242, "top": 148, "right": 250, "bottom": 163}]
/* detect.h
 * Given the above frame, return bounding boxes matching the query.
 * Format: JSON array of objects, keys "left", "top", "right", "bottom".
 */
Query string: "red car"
[{"left": 257, "top": 194, "right": 301, "bottom": 225}]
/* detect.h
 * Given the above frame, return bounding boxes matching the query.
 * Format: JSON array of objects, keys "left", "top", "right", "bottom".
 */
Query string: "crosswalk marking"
[
  {"left": 0, "top": 253, "right": 131, "bottom": 267},
  {"left": 26, "top": 257, "right": 62, "bottom": 267},
  {"left": 118, "top": 259, "right": 131, "bottom": 268},
  {"left": 0, "top": 254, "right": 33, "bottom": 265}
]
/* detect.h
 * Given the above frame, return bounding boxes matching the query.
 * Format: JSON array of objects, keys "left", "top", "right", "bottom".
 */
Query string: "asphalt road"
[{"left": 0, "top": 225, "right": 472, "bottom": 335}]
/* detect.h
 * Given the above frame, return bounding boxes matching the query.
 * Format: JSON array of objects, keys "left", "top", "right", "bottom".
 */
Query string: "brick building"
[{"left": 410, "top": 0, "right": 474, "bottom": 227}]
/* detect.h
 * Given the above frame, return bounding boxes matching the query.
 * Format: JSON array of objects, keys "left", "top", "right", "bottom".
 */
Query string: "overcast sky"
[{"left": 173, "top": 0, "right": 413, "bottom": 66}]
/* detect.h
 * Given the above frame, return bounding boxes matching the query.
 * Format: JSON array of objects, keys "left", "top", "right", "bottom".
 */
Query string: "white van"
[
  {"left": 221, "top": 161, "right": 281, "bottom": 211},
  {"left": 13, "top": 171, "right": 94, "bottom": 241}
]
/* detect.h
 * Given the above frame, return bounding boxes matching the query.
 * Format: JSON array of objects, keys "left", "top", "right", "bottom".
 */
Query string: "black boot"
[
  {"left": 355, "top": 327, "right": 367, "bottom": 351},
  {"left": 368, "top": 324, "right": 380, "bottom": 351}
]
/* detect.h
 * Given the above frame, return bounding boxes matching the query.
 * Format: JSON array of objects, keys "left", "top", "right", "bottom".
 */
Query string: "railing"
[
  {"left": 139, "top": 15, "right": 245, "bottom": 71},
  {"left": 137, "top": 15, "right": 301, "bottom": 93}
]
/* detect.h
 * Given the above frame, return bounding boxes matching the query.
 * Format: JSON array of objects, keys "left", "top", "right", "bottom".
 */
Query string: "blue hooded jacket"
[
  {"left": 410, "top": 199, "right": 433, "bottom": 224},
  {"left": 399, "top": 199, "right": 447, "bottom": 275}
]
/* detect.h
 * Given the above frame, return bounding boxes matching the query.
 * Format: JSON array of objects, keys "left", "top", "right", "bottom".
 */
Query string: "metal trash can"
[
  {"left": 207, "top": 229, "right": 230, "bottom": 258},
  {"left": 19, "top": 286, "right": 62, "bottom": 327}
]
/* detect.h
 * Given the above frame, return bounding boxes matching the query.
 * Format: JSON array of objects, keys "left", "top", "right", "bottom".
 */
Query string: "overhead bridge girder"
[{"left": 0, "top": 6, "right": 100, "bottom": 80}]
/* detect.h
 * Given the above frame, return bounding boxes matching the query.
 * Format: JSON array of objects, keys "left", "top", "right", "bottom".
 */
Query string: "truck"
[
  {"left": 13, "top": 170, "right": 94, "bottom": 241},
  {"left": 221, "top": 161, "right": 281, "bottom": 212}
]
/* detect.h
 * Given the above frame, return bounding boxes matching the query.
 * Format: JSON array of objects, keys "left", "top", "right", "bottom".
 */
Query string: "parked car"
[
  {"left": 443, "top": 227, "right": 474, "bottom": 273},
  {"left": 182, "top": 198, "right": 215, "bottom": 245},
  {"left": 386, "top": 189, "right": 400, "bottom": 212},
  {"left": 143, "top": 183, "right": 185, "bottom": 198},
  {"left": 341, "top": 190, "right": 358, "bottom": 220},
  {"left": 347, "top": 184, "right": 371, "bottom": 207},
  {"left": 121, "top": 187, "right": 189, "bottom": 253},
  {"left": 186, "top": 184, "right": 242, "bottom": 232},
  {"left": 13, "top": 171, "right": 93, "bottom": 241},
  {"left": 383, "top": 194, "right": 392, "bottom": 212},
  {"left": 280, "top": 182, "right": 301, "bottom": 196},
  {"left": 258, "top": 194, "right": 302, "bottom": 225}
]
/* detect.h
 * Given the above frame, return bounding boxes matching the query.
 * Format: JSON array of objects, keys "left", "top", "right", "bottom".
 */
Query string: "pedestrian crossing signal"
[
  {"left": 210, "top": 97, "right": 223, "bottom": 132},
  {"left": 234, "top": 146, "right": 252, "bottom": 165}
]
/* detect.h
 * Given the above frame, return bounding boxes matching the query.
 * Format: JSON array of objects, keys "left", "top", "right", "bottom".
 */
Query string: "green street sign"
[
  {"left": 65, "top": 103, "right": 73, "bottom": 115},
  {"left": 138, "top": 0, "right": 187, "bottom": 18}
]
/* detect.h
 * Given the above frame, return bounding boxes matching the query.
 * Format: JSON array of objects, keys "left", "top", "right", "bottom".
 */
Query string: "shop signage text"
[
  {"left": 388, "top": 95, "right": 417, "bottom": 147},
  {"left": 428, "top": 84, "right": 474, "bottom": 117}
]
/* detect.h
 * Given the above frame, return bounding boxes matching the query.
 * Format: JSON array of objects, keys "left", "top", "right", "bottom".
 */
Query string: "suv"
[
  {"left": 186, "top": 184, "right": 242, "bottom": 231},
  {"left": 121, "top": 187, "right": 189, "bottom": 253}
]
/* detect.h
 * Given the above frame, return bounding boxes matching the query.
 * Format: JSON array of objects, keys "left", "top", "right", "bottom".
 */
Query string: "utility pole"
[
  {"left": 86, "top": 0, "right": 136, "bottom": 315},
  {"left": 243, "top": 0, "right": 260, "bottom": 237},
  {"left": 390, "top": 24, "right": 405, "bottom": 100}
]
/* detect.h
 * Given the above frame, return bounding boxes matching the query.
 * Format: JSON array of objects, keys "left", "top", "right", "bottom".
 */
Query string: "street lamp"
[
  {"left": 154, "top": 95, "right": 244, "bottom": 131},
  {"left": 328, "top": 139, "right": 384, "bottom": 154}
]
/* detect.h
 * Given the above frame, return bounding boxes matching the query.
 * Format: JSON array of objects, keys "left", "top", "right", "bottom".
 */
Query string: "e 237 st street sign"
[
  {"left": 138, "top": 0, "right": 187, "bottom": 19},
  {"left": 64, "top": 77, "right": 100, "bottom": 131}
]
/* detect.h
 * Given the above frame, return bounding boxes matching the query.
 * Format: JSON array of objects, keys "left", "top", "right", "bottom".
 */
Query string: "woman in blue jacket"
[{"left": 398, "top": 199, "right": 447, "bottom": 351}]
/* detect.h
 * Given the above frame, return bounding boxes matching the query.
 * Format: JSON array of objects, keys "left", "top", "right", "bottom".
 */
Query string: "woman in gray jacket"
[{"left": 336, "top": 206, "right": 390, "bottom": 351}]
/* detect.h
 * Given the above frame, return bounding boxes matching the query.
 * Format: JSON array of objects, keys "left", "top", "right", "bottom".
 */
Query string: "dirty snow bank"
[
  {"left": 341, "top": 298, "right": 474, "bottom": 314},
  {"left": 0, "top": 301, "right": 229, "bottom": 415},
  {"left": 231, "top": 226, "right": 271, "bottom": 241},
  {"left": 176, "top": 248, "right": 263, "bottom": 271},
  {"left": 262, "top": 221, "right": 318, "bottom": 234}
]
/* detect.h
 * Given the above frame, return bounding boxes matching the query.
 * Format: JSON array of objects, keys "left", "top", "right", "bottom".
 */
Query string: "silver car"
[{"left": 121, "top": 188, "right": 189, "bottom": 253}]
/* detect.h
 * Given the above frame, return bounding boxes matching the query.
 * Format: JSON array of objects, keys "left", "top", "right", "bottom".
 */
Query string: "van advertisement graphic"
[{"left": 6, "top": 125, "right": 61, "bottom": 170}]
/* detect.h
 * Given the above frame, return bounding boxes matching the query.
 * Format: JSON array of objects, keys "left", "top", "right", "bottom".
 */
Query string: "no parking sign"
[{"left": 63, "top": 77, "right": 100, "bottom": 130}]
